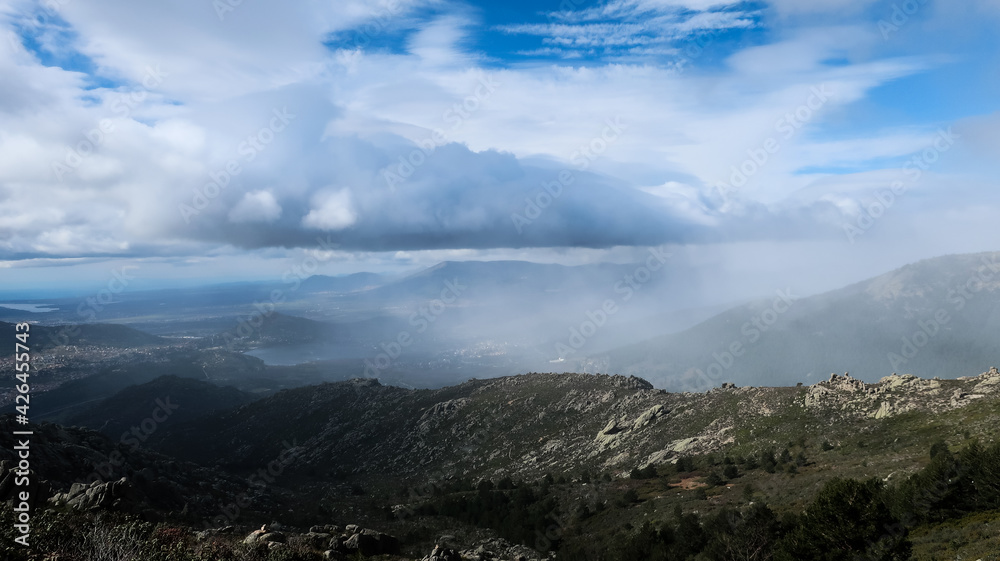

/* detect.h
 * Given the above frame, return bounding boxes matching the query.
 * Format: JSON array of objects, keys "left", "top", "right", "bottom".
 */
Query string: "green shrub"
[
  {"left": 774, "top": 478, "right": 910, "bottom": 561},
  {"left": 722, "top": 464, "right": 739, "bottom": 479}
]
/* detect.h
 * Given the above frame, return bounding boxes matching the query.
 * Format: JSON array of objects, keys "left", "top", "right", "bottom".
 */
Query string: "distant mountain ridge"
[
  {"left": 362, "top": 259, "right": 663, "bottom": 303},
  {"left": 0, "top": 321, "right": 166, "bottom": 355},
  {"left": 597, "top": 251, "right": 1000, "bottom": 390},
  {"left": 298, "top": 272, "right": 388, "bottom": 294},
  {"left": 66, "top": 375, "right": 259, "bottom": 438}
]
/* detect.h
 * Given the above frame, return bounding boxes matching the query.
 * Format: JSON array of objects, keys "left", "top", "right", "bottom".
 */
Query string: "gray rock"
[
  {"left": 243, "top": 526, "right": 285, "bottom": 546},
  {"left": 344, "top": 532, "right": 379, "bottom": 556},
  {"left": 632, "top": 404, "right": 665, "bottom": 430},
  {"left": 327, "top": 535, "right": 343, "bottom": 552},
  {"left": 50, "top": 477, "right": 138, "bottom": 512},
  {"left": 376, "top": 531, "right": 400, "bottom": 554},
  {"left": 425, "top": 544, "right": 462, "bottom": 561},
  {"left": 260, "top": 531, "right": 286, "bottom": 544},
  {"left": 302, "top": 531, "right": 332, "bottom": 549}
]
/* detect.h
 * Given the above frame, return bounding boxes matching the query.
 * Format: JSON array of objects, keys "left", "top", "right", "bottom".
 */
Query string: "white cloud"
[
  {"left": 0, "top": 0, "right": 995, "bottom": 283},
  {"left": 302, "top": 189, "right": 357, "bottom": 230},
  {"left": 766, "top": 0, "right": 881, "bottom": 17},
  {"left": 499, "top": 5, "right": 758, "bottom": 55},
  {"left": 41, "top": 0, "right": 429, "bottom": 102},
  {"left": 552, "top": 0, "right": 745, "bottom": 22},
  {"left": 229, "top": 190, "right": 282, "bottom": 223},
  {"left": 406, "top": 14, "right": 476, "bottom": 67}
]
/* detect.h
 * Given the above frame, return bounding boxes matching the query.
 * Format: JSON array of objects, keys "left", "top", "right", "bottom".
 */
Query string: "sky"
[{"left": 1, "top": 0, "right": 999, "bottom": 296}]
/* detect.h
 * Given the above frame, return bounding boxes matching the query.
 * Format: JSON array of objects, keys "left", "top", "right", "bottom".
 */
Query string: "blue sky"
[{"left": 1, "top": 0, "right": 1000, "bottom": 294}]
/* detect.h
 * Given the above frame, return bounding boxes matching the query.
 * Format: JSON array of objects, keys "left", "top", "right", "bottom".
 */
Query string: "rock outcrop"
[
  {"left": 322, "top": 524, "right": 400, "bottom": 557},
  {"left": 595, "top": 418, "right": 625, "bottom": 447},
  {"left": 243, "top": 524, "right": 286, "bottom": 547},
  {"left": 49, "top": 477, "right": 139, "bottom": 512},
  {"left": 804, "top": 369, "right": 1000, "bottom": 421},
  {"left": 420, "top": 537, "right": 539, "bottom": 561},
  {"left": 149, "top": 369, "right": 1000, "bottom": 489},
  {"left": 0, "top": 416, "right": 254, "bottom": 518},
  {"left": 632, "top": 404, "right": 666, "bottom": 430},
  {"left": 423, "top": 544, "right": 462, "bottom": 561}
]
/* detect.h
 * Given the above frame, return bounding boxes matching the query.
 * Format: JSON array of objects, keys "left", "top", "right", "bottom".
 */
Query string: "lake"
[{"left": 0, "top": 303, "right": 59, "bottom": 313}]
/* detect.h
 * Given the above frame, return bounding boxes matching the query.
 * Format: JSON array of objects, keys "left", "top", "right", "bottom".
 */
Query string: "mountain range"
[
  {"left": 595, "top": 251, "right": 1000, "bottom": 390},
  {"left": 5, "top": 364, "right": 1000, "bottom": 560},
  {"left": 3, "top": 252, "right": 1000, "bottom": 559}
]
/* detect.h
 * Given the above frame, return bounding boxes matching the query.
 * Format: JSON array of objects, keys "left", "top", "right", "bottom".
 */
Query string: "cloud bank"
[{"left": 0, "top": 0, "right": 997, "bottom": 276}]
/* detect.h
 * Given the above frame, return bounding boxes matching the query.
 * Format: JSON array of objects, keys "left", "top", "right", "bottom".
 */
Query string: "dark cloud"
[{"left": 173, "top": 135, "right": 704, "bottom": 252}]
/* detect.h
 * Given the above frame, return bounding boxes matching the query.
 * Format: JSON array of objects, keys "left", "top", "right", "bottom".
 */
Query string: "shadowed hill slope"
[{"left": 599, "top": 251, "right": 1000, "bottom": 390}]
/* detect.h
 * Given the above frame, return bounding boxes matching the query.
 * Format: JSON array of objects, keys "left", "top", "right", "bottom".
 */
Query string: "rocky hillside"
[
  {"left": 153, "top": 367, "right": 1000, "bottom": 486},
  {"left": 6, "top": 368, "right": 1000, "bottom": 560},
  {"left": 0, "top": 416, "right": 257, "bottom": 519}
]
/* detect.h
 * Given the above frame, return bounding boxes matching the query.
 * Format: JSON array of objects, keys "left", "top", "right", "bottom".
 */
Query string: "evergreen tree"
[{"left": 775, "top": 478, "right": 910, "bottom": 561}]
